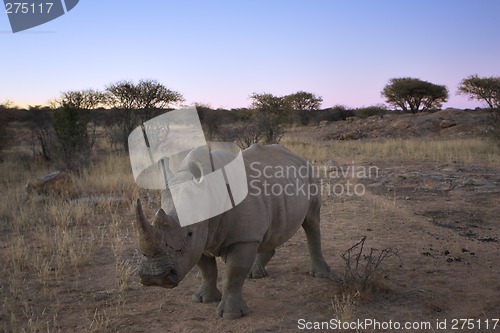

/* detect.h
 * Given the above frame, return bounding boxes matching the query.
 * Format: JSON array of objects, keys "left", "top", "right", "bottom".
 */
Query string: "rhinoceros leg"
[
  {"left": 217, "top": 242, "right": 259, "bottom": 319},
  {"left": 302, "top": 202, "right": 331, "bottom": 278},
  {"left": 247, "top": 249, "right": 275, "bottom": 278},
  {"left": 192, "top": 254, "right": 222, "bottom": 303}
]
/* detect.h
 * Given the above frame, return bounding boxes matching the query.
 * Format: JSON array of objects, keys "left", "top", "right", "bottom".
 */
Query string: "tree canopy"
[
  {"left": 59, "top": 89, "right": 107, "bottom": 110},
  {"left": 105, "top": 79, "right": 184, "bottom": 151},
  {"left": 249, "top": 92, "right": 290, "bottom": 114},
  {"left": 285, "top": 91, "right": 323, "bottom": 111},
  {"left": 457, "top": 74, "right": 500, "bottom": 109},
  {"left": 382, "top": 77, "right": 449, "bottom": 113}
]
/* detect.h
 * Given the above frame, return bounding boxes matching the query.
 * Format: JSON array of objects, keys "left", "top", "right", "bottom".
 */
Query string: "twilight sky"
[{"left": 1, "top": 0, "right": 499, "bottom": 109}]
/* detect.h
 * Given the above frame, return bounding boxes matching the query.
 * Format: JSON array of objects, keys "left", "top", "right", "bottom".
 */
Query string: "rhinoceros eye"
[{"left": 187, "top": 231, "right": 193, "bottom": 237}]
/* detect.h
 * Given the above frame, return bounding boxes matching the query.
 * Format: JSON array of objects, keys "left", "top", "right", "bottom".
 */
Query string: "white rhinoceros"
[{"left": 134, "top": 143, "right": 331, "bottom": 319}]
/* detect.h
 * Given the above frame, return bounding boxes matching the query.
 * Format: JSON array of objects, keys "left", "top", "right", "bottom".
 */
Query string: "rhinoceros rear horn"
[{"left": 153, "top": 208, "right": 180, "bottom": 229}]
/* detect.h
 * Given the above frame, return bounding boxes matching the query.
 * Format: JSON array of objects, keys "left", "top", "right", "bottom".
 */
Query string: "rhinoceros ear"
[{"left": 153, "top": 208, "right": 180, "bottom": 229}]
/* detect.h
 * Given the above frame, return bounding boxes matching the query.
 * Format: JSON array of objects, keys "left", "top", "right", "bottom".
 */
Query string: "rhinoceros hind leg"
[
  {"left": 302, "top": 200, "right": 331, "bottom": 278},
  {"left": 192, "top": 254, "right": 222, "bottom": 303},
  {"left": 247, "top": 249, "right": 275, "bottom": 279}
]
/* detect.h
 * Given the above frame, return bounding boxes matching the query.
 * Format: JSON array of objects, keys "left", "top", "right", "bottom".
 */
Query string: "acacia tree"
[
  {"left": 457, "top": 75, "right": 500, "bottom": 110},
  {"left": 59, "top": 89, "right": 107, "bottom": 110},
  {"left": 135, "top": 79, "right": 184, "bottom": 123},
  {"left": 250, "top": 92, "right": 290, "bottom": 113},
  {"left": 382, "top": 77, "right": 449, "bottom": 113},
  {"left": 458, "top": 75, "right": 500, "bottom": 144},
  {"left": 249, "top": 92, "right": 291, "bottom": 144},
  {"left": 58, "top": 89, "right": 108, "bottom": 149},
  {"left": 285, "top": 91, "right": 323, "bottom": 111},
  {"left": 105, "top": 79, "right": 183, "bottom": 151}
]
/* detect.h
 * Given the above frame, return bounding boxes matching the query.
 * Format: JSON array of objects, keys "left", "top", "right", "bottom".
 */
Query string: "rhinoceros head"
[{"left": 134, "top": 199, "right": 207, "bottom": 288}]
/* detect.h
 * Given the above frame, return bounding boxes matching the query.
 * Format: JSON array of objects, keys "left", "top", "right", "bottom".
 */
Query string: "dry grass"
[
  {"left": 0, "top": 147, "right": 139, "bottom": 332},
  {"left": 282, "top": 137, "right": 500, "bottom": 166},
  {"left": 332, "top": 291, "right": 360, "bottom": 327}
]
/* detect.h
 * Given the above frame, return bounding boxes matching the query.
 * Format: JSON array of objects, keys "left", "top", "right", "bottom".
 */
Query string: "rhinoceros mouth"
[
  {"left": 140, "top": 268, "right": 179, "bottom": 288},
  {"left": 138, "top": 256, "right": 179, "bottom": 288}
]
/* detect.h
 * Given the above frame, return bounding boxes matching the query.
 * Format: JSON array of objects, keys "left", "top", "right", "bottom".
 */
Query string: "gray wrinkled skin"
[{"left": 134, "top": 144, "right": 331, "bottom": 319}]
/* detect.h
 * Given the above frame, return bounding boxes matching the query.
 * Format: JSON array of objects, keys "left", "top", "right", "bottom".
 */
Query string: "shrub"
[
  {"left": 26, "top": 108, "right": 53, "bottom": 161},
  {"left": 0, "top": 112, "right": 7, "bottom": 153},
  {"left": 298, "top": 106, "right": 354, "bottom": 126},
  {"left": 489, "top": 116, "right": 500, "bottom": 147},
  {"left": 352, "top": 105, "right": 389, "bottom": 119},
  {"left": 340, "top": 236, "right": 401, "bottom": 292},
  {"left": 52, "top": 106, "right": 91, "bottom": 169}
]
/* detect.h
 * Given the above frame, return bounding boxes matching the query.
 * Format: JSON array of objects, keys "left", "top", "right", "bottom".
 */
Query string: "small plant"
[
  {"left": 332, "top": 290, "right": 360, "bottom": 324},
  {"left": 116, "top": 259, "right": 135, "bottom": 293},
  {"left": 89, "top": 308, "right": 110, "bottom": 332},
  {"left": 340, "top": 236, "right": 401, "bottom": 292}
]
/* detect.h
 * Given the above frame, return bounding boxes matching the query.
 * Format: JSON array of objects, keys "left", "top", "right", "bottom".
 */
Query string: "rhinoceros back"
[{"left": 218, "top": 144, "right": 318, "bottom": 252}]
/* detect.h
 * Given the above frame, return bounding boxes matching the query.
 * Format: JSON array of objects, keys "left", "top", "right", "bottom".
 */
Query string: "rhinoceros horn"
[
  {"left": 135, "top": 199, "right": 162, "bottom": 255},
  {"left": 152, "top": 208, "right": 180, "bottom": 229}
]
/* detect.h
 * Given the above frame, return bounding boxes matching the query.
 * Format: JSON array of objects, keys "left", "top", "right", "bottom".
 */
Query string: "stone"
[
  {"left": 26, "top": 171, "right": 73, "bottom": 195},
  {"left": 440, "top": 119, "right": 456, "bottom": 129}
]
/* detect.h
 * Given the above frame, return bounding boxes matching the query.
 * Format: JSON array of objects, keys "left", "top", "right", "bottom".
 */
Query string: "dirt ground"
[
  {"left": 1, "top": 110, "right": 499, "bottom": 332},
  {"left": 102, "top": 160, "right": 499, "bottom": 332}
]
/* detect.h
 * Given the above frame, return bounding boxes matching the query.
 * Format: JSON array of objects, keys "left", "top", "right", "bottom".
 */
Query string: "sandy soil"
[{"left": 104, "top": 160, "right": 498, "bottom": 333}]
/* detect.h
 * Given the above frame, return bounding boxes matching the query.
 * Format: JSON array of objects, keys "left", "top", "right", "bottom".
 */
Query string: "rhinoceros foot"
[
  {"left": 217, "top": 294, "right": 248, "bottom": 319},
  {"left": 247, "top": 249, "right": 275, "bottom": 279},
  {"left": 309, "top": 263, "right": 331, "bottom": 278},
  {"left": 192, "top": 287, "right": 222, "bottom": 303},
  {"left": 247, "top": 264, "right": 268, "bottom": 279}
]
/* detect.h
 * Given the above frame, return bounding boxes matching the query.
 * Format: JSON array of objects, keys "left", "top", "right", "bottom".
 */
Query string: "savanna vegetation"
[{"left": 0, "top": 74, "right": 499, "bottom": 331}]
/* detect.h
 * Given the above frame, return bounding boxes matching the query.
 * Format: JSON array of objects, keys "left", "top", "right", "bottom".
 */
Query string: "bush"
[
  {"left": 296, "top": 106, "right": 354, "bottom": 126},
  {"left": 352, "top": 105, "right": 389, "bottom": 119},
  {"left": 52, "top": 106, "right": 91, "bottom": 169},
  {"left": 26, "top": 109, "right": 53, "bottom": 161},
  {"left": 340, "top": 236, "right": 401, "bottom": 292},
  {"left": 489, "top": 111, "right": 500, "bottom": 147},
  {"left": 0, "top": 112, "right": 7, "bottom": 153}
]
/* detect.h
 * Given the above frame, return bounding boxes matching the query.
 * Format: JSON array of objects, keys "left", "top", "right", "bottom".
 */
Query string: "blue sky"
[{"left": 1, "top": 1, "right": 499, "bottom": 109}]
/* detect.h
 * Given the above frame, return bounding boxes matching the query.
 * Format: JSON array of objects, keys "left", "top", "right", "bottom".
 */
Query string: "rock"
[
  {"left": 339, "top": 130, "right": 362, "bottom": 140},
  {"left": 440, "top": 119, "right": 456, "bottom": 129},
  {"left": 392, "top": 119, "right": 412, "bottom": 130},
  {"left": 319, "top": 120, "right": 330, "bottom": 127},
  {"left": 26, "top": 171, "right": 73, "bottom": 195}
]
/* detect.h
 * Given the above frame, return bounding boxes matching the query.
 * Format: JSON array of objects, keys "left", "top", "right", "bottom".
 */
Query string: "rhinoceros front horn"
[
  {"left": 135, "top": 199, "right": 152, "bottom": 234},
  {"left": 135, "top": 199, "right": 160, "bottom": 255}
]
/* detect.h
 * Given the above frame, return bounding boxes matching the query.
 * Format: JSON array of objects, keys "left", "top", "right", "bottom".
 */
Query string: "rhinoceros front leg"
[
  {"left": 217, "top": 242, "right": 259, "bottom": 319},
  {"left": 247, "top": 249, "right": 275, "bottom": 278},
  {"left": 192, "top": 254, "right": 222, "bottom": 303},
  {"left": 302, "top": 209, "right": 331, "bottom": 278}
]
